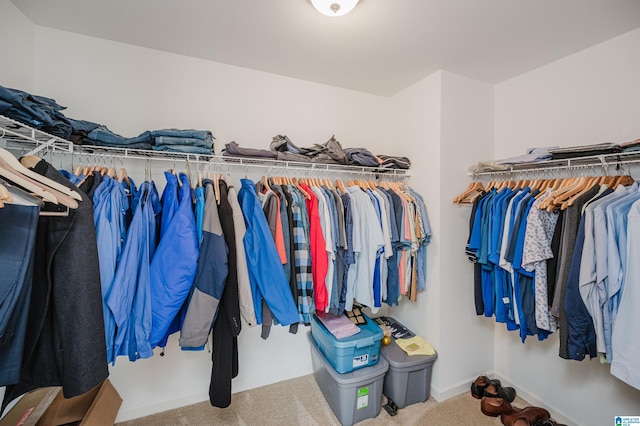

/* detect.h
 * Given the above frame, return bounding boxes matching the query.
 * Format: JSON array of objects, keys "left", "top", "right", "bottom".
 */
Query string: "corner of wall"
[{"left": 0, "top": 2, "right": 35, "bottom": 91}]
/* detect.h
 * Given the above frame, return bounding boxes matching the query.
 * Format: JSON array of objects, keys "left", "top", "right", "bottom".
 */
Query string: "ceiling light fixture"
[{"left": 310, "top": 0, "right": 361, "bottom": 17}]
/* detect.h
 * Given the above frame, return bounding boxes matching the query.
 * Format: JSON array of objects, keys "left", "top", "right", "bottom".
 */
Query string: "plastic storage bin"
[
  {"left": 308, "top": 333, "right": 389, "bottom": 426},
  {"left": 380, "top": 329, "right": 437, "bottom": 409},
  {"left": 310, "top": 312, "right": 383, "bottom": 374}
]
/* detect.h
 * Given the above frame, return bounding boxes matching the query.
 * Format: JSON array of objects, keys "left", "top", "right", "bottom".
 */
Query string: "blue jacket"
[
  {"left": 107, "top": 181, "right": 161, "bottom": 362},
  {"left": 149, "top": 173, "right": 199, "bottom": 348},
  {"left": 180, "top": 181, "right": 229, "bottom": 348},
  {"left": 237, "top": 179, "right": 299, "bottom": 326},
  {"left": 93, "top": 176, "right": 128, "bottom": 364}
]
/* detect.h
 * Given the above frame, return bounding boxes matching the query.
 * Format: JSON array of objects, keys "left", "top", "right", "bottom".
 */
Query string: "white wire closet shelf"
[
  {"left": 0, "top": 115, "right": 412, "bottom": 180},
  {"left": 468, "top": 149, "right": 640, "bottom": 179}
]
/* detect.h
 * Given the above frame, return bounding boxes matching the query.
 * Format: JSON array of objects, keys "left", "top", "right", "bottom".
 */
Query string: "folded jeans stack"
[
  {"left": 0, "top": 85, "right": 73, "bottom": 139},
  {"left": 152, "top": 129, "right": 215, "bottom": 155},
  {"left": 85, "top": 127, "right": 215, "bottom": 154},
  {"left": 86, "top": 126, "right": 154, "bottom": 150}
]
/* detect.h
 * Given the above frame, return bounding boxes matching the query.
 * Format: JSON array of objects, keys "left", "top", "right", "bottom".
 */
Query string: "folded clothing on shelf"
[
  {"left": 270, "top": 135, "right": 349, "bottom": 165},
  {"left": 548, "top": 142, "right": 621, "bottom": 159},
  {"left": 621, "top": 138, "right": 640, "bottom": 152},
  {"left": 343, "top": 147, "right": 380, "bottom": 167},
  {"left": 0, "top": 84, "right": 73, "bottom": 139},
  {"left": 467, "top": 161, "right": 511, "bottom": 174},
  {"left": 223, "top": 141, "right": 278, "bottom": 159},
  {"left": 85, "top": 127, "right": 215, "bottom": 154},
  {"left": 378, "top": 155, "right": 411, "bottom": 169},
  {"left": 496, "top": 146, "right": 558, "bottom": 165}
]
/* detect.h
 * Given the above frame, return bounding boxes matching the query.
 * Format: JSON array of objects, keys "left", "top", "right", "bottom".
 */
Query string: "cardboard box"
[
  {"left": 0, "top": 387, "right": 60, "bottom": 426},
  {"left": 1, "top": 380, "right": 122, "bottom": 426}
]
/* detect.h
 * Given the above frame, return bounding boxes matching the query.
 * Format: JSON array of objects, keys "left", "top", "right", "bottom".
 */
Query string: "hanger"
[
  {"left": 0, "top": 182, "right": 11, "bottom": 208},
  {"left": 73, "top": 164, "right": 83, "bottom": 177},
  {"left": 453, "top": 181, "right": 484, "bottom": 204},
  {"left": 292, "top": 177, "right": 311, "bottom": 200},
  {"left": 118, "top": 167, "right": 130, "bottom": 186},
  {"left": 260, "top": 175, "right": 272, "bottom": 192},
  {"left": 335, "top": 178, "right": 346, "bottom": 193},
  {"left": 3, "top": 152, "right": 83, "bottom": 201},
  {"left": 613, "top": 175, "right": 634, "bottom": 188},
  {"left": 0, "top": 156, "right": 80, "bottom": 208},
  {"left": 560, "top": 176, "right": 599, "bottom": 209}
]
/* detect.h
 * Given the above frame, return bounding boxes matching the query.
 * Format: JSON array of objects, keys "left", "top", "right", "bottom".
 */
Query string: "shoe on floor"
[
  {"left": 480, "top": 397, "right": 521, "bottom": 417},
  {"left": 501, "top": 406, "right": 550, "bottom": 426}
]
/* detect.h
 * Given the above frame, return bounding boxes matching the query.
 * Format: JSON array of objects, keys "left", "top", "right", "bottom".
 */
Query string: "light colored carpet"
[{"left": 117, "top": 374, "right": 531, "bottom": 426}]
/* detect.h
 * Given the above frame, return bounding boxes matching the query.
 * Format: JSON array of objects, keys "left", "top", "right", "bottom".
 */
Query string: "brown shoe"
[
  {"left": 480, "top": 397, "right": 521, "bottom": 417},
  {"left": 501, "top": 406, "right": 550, "bottom": 426}
]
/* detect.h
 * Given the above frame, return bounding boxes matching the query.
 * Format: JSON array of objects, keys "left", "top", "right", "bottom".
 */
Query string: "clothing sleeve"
[
  {"left": 227, "top": 186, "right": 257, "bottom": 327},
  {"left": 180, "top": 185, "right": 229, "bottom": 348}
]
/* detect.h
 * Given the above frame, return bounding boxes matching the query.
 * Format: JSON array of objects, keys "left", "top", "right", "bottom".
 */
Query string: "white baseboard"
[
  {"left": 429, "top": 370, "right": 496, "bottom": 402},
  {"left": 493, "top": 373, "right": 576, "bottom": 426},
  {"left": 114, "top": 365, "right": 314, "bottom": 423},
  {"left": 232, "top": 364, "right": 313, "bottom": 394}
]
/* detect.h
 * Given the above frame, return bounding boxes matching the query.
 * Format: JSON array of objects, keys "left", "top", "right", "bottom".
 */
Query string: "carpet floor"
[{"left": 117, "top": 374, "right": 531, "bottom": 425}]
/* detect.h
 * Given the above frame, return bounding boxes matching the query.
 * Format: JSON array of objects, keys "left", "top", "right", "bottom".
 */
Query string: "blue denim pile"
[
  {"left": 0, "top": 84, "right": 215, "bottom": 155},
  {"left": 0, "top": 85, "right": 74, "bottom": 139},
  {"left": 86, "top": 127, "right": 215, "bottom": 155}
]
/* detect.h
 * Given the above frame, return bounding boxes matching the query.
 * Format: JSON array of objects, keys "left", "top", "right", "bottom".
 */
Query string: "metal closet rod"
[
  {"left": 468, "top": 153, "right": 640, "bottom": 180},
  {"left": 31, "top": 141, "right": 412, "bottom": 180}
]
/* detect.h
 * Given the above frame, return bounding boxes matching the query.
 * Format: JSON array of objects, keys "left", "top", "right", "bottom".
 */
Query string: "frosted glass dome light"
[{"left": 310, "top": 0, "right": 361, "bottom": 17}]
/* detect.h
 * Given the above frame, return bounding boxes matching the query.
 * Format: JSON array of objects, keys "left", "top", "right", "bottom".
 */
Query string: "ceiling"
[{"left": 11, "top": 0, "right": 640, "bottom": 96}]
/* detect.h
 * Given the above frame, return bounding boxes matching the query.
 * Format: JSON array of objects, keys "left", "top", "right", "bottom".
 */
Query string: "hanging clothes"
[
  {"left": 283, "top": 185, "right": 314, "bottom": 324},
  {"left": 2, "top": 159, "right": 108, "bottom": 411},
  {"left": 149, "top": 173, "right": 199, "bottom": 348},
  {"left": 107, "top": 181, "right": 162, "bottom": 362},
  {"left": 208, "top": 179, "right": 242, "bottom": 408},
  {"left": 93, "top": 175, "right": 129, "bottom": 364},
  {"left": 225, "top": 175, "right": 257, "bottom": 327},
  {"left": 344, "top": 185, "right": 384, "bottom": 312},
  {"left": 237, "top": 178, "right": 299, "bottom": 327},
  {"left": 0, "top": 202, "right": 40, "bottom": 387},
  {"left": 179, "top": 180, "right": 229, "bottom": 349},
  {"left": 462, "top": 177, "right": 640, "bottom": 391},
  {"left": 300, "top": 182, "right": 329, "bottom": 313}
]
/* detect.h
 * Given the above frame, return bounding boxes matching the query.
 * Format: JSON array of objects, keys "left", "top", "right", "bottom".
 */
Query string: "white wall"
[
  {"left": 438, "top": 71, "right": 495, "bottom": 395},
  {"left": 387, "top": 70, "right": 443, "bottom": 391},
  {"left": 30, "top": 26, "right": 403, "bottom": 422},
  {"left": 7, "top": 10, "right": 638, "bottom": 426},
  {"left": 494, "top": 28, "right": 640, "bottom": 426},
  {"left": 0, "top": 1, "right": 34, "bottom": 90},
  {"left": 32, "top": 27, "right": 396, "bottom": 155}
]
